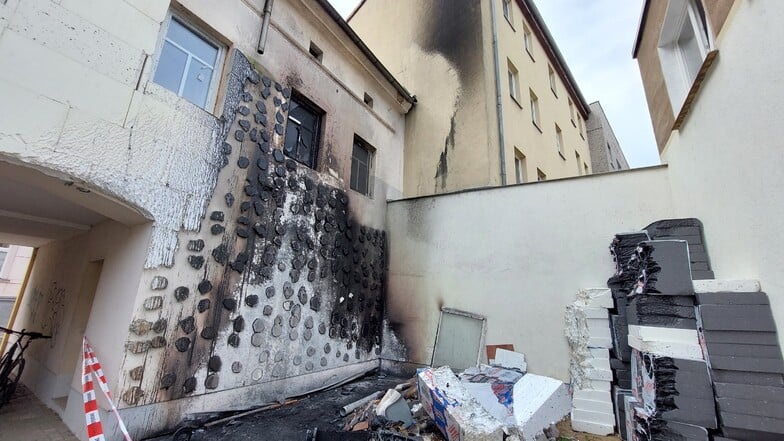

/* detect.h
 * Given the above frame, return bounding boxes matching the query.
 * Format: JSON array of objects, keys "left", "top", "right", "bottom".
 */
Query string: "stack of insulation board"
[
  {"left": 607, "top": 232, "right": 649, "bottom": 439},
  {"left": 695, "top": 281, "right": 784, "bottom": 440},
  {"left": 623, "top": 240, "right": 717, "bottom": 440},
  {"left": 565, "top": 288, "right": 616, "bottom": 435}
]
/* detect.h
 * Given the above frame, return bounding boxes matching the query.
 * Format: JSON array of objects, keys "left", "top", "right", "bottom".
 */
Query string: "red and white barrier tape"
[{"left": 82, "top": 337, "right": 132, "bottom": 441}]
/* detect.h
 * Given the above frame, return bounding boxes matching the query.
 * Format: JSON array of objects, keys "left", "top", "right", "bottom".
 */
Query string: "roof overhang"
[{"left": 632, "top": 0, "right": 652, "bottom": 58}]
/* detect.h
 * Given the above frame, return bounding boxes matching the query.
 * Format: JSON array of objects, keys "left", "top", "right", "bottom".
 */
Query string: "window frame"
[
  {"left": 568, "top": 98, "right": 575, "bottom": 127},
  {"left": 513, "top": 148, "right": 527, "bottom": 184},
  {"left": 575, "top": 151, "right": 582, "bottom": 175},
  {"left": 529, "top": 89, "right": 541, "bottom": 131},
  {"left": 0, "top": 244, "right": 10, "bottom": 280},
  {"left": 283, "top": 91, "right": 325, "bottom": 170},
  {"left": 555, "top": 124, "right": 564, "bottom": 158},
  {"left": 536, "top": 168, "right": 546, "bottom": 182},
  {"left": 151, "top": 12, "right": 226, "bottom": 111},
  {"left": 658, "top": 0, "right": 713, "bottom": 114},
  {"left": 508, "top": 60, "right": 520, "bottom": 104},
  {"left": 548, "top": 65, "right": 557, "bottom": 97},
  {"left": 523, "top": 23, "right": 534, "bottom": 61},
  {"left": 350, "top": 136, "right": 374, "bottom": 198},
  {"left": 502, "top": 0, "right": 513, "bottom": 27}
]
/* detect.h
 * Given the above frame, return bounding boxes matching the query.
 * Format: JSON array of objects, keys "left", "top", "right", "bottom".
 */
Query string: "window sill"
[
  {"left": 532, "top": 121, "right": 542, "bottom": 133},
  {"left": 580, "top": 133, "right": 585, "bottom": 140},
  {"left": 571, "top": 119, "right": 576, "bottom": 128},
  {"left": 505, "top": 16, "right": 515, "bottom": 31},
  {"left": 511, "top": 95, "right": 523, "bottom": 109},
  {"left": 526, "top": 50, "right": 535, "bottom": 62},
  {"left": 558, "top": 151, "right": 566, "bottom": 160},
  {"left": 551, "top": 89, "right": 557, "bottom": 99},
  {"left": 672, "top": 49, "right": 719, "bottom": 130}
]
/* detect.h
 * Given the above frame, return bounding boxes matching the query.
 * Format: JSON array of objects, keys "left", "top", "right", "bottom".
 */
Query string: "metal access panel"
[{"left": 431, "top": 308, "right": 486, "bottom": 371}]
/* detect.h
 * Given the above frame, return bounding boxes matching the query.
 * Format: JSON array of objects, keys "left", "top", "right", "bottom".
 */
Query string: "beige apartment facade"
[
  {"left": 0, "top": 0, "right": 412, "bottom": 438},
  {"left": 350, "top": 0, "right": 593, "bottom": 197}
]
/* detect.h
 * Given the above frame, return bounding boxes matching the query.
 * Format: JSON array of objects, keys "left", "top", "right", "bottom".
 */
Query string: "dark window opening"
[
  {"left": 350, "top": 137, "right": 373, "bottom": 196},
  {"left": 363, "top": 92, "right": 374, "bottom": 108},
  {"left": 284, "top": 92, "right": 323, "bottom": 169},
  {"left": 309, "top": 42, "right": 323, "bottom": 62}
]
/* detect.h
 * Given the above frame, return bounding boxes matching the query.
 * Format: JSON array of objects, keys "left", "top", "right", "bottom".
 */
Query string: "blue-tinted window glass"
[
  {"left": 182, "top": 58, "right": 214, "bottom": 108},
  {"left": 167, "top": 19, "right": 218, "bottom": 66},
  {"left": 153, "top": 18, "right": 220, "bottom": 108},
  {"left": 153, "top": 41, "right": 188, "bottom": 93}
]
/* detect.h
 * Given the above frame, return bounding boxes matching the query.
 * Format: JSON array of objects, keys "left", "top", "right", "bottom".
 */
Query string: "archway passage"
[{"left": 0, "top": 158, "right": 152, "bottom": 440}]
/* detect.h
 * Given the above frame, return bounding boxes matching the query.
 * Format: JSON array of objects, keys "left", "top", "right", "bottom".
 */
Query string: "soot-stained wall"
[{"left": 118, "top": 51, "right": 386, "bottom": 410}]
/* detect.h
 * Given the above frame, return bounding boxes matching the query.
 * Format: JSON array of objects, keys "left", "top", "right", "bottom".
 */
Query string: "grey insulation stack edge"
[
  {"left": 633, "top": 240, "right": 694, "bottom": 297},
  {"left": 643, "top": 218, "right": 714, "bottom": 280},
  {"left": 695, "top": 290, "right": 784, "bottom": 440}
]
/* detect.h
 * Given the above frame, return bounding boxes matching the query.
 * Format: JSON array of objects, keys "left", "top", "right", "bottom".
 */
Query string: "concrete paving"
[{"left": 0, "top": 384, "right": 78, "bottom": 441}]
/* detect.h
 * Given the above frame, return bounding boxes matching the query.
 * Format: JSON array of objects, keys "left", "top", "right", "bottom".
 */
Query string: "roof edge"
[
  {"left": 632, "top": 0, "right": 652, "bottom": 58},
  {"left": 519, "top": 0, "right": 591, "bottom": 119},
  {"left": 313, "top": 0, "right": 416, "bottom": 106},
  {"left": 345, "top": 0, "right": 366, "bottom": 22}
]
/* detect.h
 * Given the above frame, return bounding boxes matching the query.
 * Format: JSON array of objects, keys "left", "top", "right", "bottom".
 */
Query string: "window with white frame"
[
  {"left": 577, "top": 115, "right": 584, "bottom": 138},
  {"left": 568, "top": 98, "right": 575, "bottom": 126},
  {"left": 350, "top": 137, "right": 373, "bottom": 197},
  {"left": 529, "top": 89, "right": 540, "bottom": 129},
  {"left": 575, "top": 151, "right": 582, "bottom": 175},
  {"left": 548, "top": 65, "right": 557, "bottom": 97},
  {"left": 555, "top": 124, "right": 564, "bottom": 156},
  {"left": 658, "top": 0, "right": 712, "bottom": 113},
  {"left": 523, "top": 23, "right": 534, "bottom": 59},
  {"left": 0, "top": 244, "right": 9, "bottom": 279},
  {"left": 502, "top": 0, "right": 512, "bottom": 26},
  {"left": 508, "top": 60, "right": 520, "bottom": 103},
  {"left": 514, "top": 149, "right": 527, "bottom": 184},
  {"left": 153, "top": 16, "right": 225, "bottom": 109}
]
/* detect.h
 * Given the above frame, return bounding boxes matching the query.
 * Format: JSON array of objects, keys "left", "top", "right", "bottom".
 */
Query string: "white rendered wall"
[
  {"left": 661, "top": 1, "right": 784, "bottom": 348},
  {"left": 385, "top": 166, "right": 674, "bottom": 381}
]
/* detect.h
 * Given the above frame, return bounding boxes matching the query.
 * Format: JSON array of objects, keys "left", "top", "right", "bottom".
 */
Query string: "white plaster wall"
[
  {"left": 11, "top": 221, "right": 150, "bottom": 438},
  {"left": 661, "top": 1, "right": 784, "bottom": 348},
  {"left": 385, "top": 166, "right": 674, "bottom": 381}
]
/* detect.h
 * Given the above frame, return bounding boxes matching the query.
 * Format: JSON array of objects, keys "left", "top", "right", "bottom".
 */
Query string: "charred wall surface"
[{"left": 118, "top": 51, "right": 386, "bottom": 408}]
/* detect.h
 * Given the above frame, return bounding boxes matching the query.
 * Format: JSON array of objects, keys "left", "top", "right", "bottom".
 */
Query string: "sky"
[{"left": 327, "top": 0, "right": 660, "bottom": 168}]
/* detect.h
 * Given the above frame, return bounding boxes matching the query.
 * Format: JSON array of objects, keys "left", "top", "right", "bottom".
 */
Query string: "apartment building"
[
  {"left": 0, "top": 0, "right": 412, "bottom": 437},
  {"left": 350, "top": 0, "right": 593, "bottom": 197},
  {"left": 586, "top": 101, "right": 630, "bottom": 173}
]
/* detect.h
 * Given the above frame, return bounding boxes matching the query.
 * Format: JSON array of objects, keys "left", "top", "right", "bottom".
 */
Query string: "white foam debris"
[
  {"left": 627, "top": 325, "right": 704, "bottom": 360},
  {"left": 565, "top": 288, "right": 616, "bottom": 435},
  {"left": 511, "top": 374, "right": 571, "bottom": 441},
  {"left": 493, "top": 349, "right": 527, "bottom": 372},
  {"left": 692, "top": 279, "right": 761, "bottom": 293},
  {"left": 418, "top": 366, "right": 505, "bottom": 441}
]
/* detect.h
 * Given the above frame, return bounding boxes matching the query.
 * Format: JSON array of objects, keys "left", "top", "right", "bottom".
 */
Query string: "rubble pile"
[{"left": 335, "top": 360, "right": 572, "bottom": 441}]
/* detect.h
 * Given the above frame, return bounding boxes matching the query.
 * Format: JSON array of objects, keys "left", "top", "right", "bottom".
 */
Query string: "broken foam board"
[
  {"left": 418, "top": 367, "right": 505, "bottom": 441},
  {"left": 493, "top": 349, "right": 527, "bottom": 372},
  {"left": 512, "top": 374, "right": 571, "bottom": 440}
]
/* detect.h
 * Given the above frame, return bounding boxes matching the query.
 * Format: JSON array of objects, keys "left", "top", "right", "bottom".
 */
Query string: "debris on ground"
[{"left": 332, "top": 351, "right": 572, "bottom": 441}]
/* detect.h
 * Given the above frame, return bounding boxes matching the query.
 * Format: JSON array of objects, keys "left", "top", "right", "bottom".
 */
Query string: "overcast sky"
[{"left": 328, "top": 0, "right": 660, "bottom": 168}]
